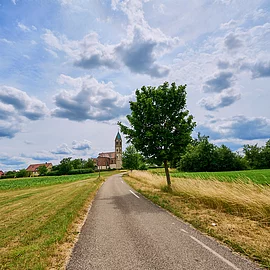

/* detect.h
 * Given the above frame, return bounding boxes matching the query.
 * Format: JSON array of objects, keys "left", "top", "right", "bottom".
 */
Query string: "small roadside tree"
[
  {"left": 37, "top": 165, "right": 48, "bottom": 176},
  {"left": 118, "top": 82, "right": 196, "bottom": 187},
  {"left": 122, "top": 145, "right": 144, "bottom": 171},
  {"left": 84, "top": 158, "right": 95, "bottom": 169},
  {"left": 59, "top": 157, "right": 73, "bottom": 175}
]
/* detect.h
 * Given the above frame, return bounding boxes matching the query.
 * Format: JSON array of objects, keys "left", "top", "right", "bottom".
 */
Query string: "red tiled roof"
[
  {"left": 26, "top": 163, "right": 53, "bottom": 172},
  {"left": 98, "top": 152, "right": 115, "bottom": 158},
  {"left": 0, "top": 170, "right": 4, "bottom": 176}
]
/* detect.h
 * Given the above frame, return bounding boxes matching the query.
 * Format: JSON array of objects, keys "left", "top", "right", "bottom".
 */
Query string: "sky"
[{"left": 0, "top": 0, "right": 270, "bottom": 171}]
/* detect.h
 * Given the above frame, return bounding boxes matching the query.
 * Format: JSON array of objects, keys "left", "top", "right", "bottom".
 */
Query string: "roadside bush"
[
  {"left": 0, "top": 174, "right": 16, "bottom": 179},
  {"left": 46, "top": 170, "right": 61, "bottom": 176},
  {"left": 69, "top": 168, "right": 94, "bottom": 175}
]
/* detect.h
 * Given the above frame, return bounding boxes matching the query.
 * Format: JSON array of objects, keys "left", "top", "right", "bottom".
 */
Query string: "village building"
[
  {"left": 0, "top": 170, "right": 4, "bottom": 177},
  {"left": 96, "top": 132, "right": 122, "bottom": 170},
  {"left": 26, "top": 162, "right": 53, "bottom": 176}
]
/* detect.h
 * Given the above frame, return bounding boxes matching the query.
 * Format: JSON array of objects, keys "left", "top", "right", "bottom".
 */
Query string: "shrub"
[{"left": 68, "top": 168, "right": 94, "bottom": 175}]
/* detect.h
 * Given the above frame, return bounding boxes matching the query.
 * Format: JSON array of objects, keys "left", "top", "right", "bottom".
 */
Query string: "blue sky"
[{"left": 0, "top": 0, "right": 270, "bottom": 171}]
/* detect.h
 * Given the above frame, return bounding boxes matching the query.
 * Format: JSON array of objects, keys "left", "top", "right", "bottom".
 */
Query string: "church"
[{"left": 96, "top": 132, "right": 122, "bottom": 170}]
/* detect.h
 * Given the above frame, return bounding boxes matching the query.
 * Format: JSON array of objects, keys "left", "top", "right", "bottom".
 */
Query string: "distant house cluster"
[
  {"left": 26, "top": 162, "right": 53, "bottom": 176},
  {"left": 94, "top": 132, "right": 123, "bottom": 170},
  {"left": 0, "top": 163, "right": 53, "bottom": 178}
]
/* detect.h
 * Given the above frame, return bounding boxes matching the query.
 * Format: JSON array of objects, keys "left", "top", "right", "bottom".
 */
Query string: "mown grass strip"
[
  {"left": 124, "top": 170, "right": 270, "bottom": 269},
  {"left": 0, "top": 172, "right": 115, "bottom": 270}
]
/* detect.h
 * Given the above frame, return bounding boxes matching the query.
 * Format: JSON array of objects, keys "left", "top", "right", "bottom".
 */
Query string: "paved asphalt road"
[{"left": 67, "top": 174, "right": 261, "bottom": 270}]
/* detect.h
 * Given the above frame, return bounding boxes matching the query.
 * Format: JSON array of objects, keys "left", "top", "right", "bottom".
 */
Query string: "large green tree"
[
  {"left": 179, "top": 135, "right": 247, "bottom": 172},
  {"left": 118, "top": 82, "right": 196, "bottom": 186}
]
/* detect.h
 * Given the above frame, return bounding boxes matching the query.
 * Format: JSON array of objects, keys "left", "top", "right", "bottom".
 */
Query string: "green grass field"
[
  {"left": 0, "top": 171, "right": 116, "bottom": 270},
  {"left": 0, "top": 171, "right": 115, "bottom": 191},
  {"left": 152, "top": 169, "right": 270, "bottom": 185}
]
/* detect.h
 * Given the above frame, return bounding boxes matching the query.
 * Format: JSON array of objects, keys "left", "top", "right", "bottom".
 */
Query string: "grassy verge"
[
  {"left": 0, "top": 171, "right": 117, "bottom": 270},
  {"left": 124, "top": 170, "right": 270, "bottom": 269}
]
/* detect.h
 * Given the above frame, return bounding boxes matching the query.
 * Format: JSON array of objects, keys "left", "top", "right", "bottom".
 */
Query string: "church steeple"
[
  {"left": 115, "top": 131, "right": 122, "bottom": 169},
  {"left": 115, "top": 131, "right": 121, "bottom": 140}
]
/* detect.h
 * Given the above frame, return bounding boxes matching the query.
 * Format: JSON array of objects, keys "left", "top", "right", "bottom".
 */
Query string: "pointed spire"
[{"left": 115, "top": 131, "right": 121, "bottom": 140}]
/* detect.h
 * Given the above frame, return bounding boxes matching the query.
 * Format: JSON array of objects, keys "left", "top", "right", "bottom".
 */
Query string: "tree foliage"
[
  {"left": 37, "top": 165, "right": 48, "bottom": 176},
  {"left": 84, "top": 158, "right": 95, "bottom": 169},
  {"left": 118, "top": 82, "right": 196, "bottom": 186},
  {"left": 243, "top": 140, "right": 270, "bottom": 169},
  {"left": 179, "top": 134, "right": 248, "bottom": 172},
  {"left": 58, "top": 157, "right": 73, "bottom": 175},
  {"left": 122, "top": 145, "right": 145, "bottom": 171},
  {"left": 16, "top": 169, "right": 30, "bottom": 178},
  {"left": 49, "top": 157, "right": 95, "bottom": 176}
]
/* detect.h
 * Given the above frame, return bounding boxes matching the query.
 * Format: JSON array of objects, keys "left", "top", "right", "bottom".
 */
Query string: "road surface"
[{"left": 67, "top": 173, "right": 261, "bottom": 270}]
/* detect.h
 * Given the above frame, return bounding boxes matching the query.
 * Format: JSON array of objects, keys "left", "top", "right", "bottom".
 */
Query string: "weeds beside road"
[{"left": 125, "top": 170, "right": 270, "bottom": 269}]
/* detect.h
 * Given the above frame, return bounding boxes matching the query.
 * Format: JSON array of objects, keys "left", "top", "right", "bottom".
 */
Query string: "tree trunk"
[{"left": 164, "top": 160, "right": 171, "bottom": 186}]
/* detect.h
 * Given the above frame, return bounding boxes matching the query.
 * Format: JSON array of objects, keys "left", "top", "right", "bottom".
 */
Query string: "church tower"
[{"left": 115, "top": 131, "right": 122, "bottom": 169}]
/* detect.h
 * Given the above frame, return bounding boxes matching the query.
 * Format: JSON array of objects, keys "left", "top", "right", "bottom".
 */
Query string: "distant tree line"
[
  {"left": 47, "top": 157, "right": 95, "bottom": 176},
  {"left": 122, "top": 137, "right": 270, "bottom": 173},
  {"left": 178, "top": 134, "right": 270, "bottom": 172},
  {"left": 0, "top": 158, "right": 96, "bottom": 179},
  {"left": 0, "top": 169, "right": 32, "bottom": 179},
  {"left": 243, "top": 140, "right": 270, "bottom": 169}
]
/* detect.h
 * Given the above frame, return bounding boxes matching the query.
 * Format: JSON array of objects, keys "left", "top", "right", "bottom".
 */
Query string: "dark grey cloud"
[
  {"left": 199, "top": 90, "right": 241, "bottom": 111},
  {"left": 0, "top": 94, "right": 26, "bottom": 110},
  {"left": 0, "top": 124, "right": 21, "bottom": 139},
  {"left": 194, "top": 125, "right": 222, "bottom": 140},
  {"left": 22, "top": 111, "right": 47, "bottom": 121},
  {"left": 52, "top": 76, "right": 131, "bottom": 122},
  {"left": 0, "top": 86, "right": 49, "bottom": 138},
  {"left": 251, "top": 61, "right": 270, "bottom": 78},
  {"left": 0, "top": 104, "right": 14, "bottom": 120},
  {"left": 75, "top": 36, "right": 170, "bottom": 78},
  {"left": 117, "top": 39, "right": 170, "bottom": 78},
  {"left": 72, "top": 140, "right": 91, "bottom": 150},
  {"left": 0, "top": 86, "right": 48, "bottom": 121},
  {"left": 224, "top": 33, "right": 243, "bottom": 51},
  {"left": 203, "top": 71, "right": 234, "bottom": 93},
  {"left": 197, "top": 116, "right": 270, "bottom": 141},
  {"left": 74, "top": 54, "right": 119, "bottom": 70},
  {"left": 0, "top": 156, "right": 26, "bottom": 166},
  {"left": 43, "top": 24, "right": 175, "bottom": 78},
  {"left": 227, "top": 116, "right": 270, "bottom": 140}
]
